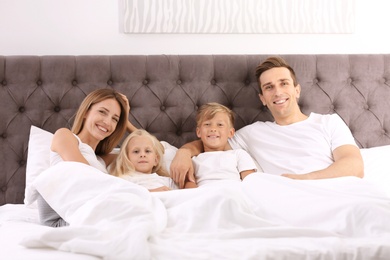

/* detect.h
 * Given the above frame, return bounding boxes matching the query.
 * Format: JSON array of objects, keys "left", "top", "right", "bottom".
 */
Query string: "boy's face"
[{"left": 196, "top": 112, "right": 235, "bottom": 152}]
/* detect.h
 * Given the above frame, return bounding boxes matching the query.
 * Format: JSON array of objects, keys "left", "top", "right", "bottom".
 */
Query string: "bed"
[{"left": 1, "top": 54, "right": 390, "bottom": 259}]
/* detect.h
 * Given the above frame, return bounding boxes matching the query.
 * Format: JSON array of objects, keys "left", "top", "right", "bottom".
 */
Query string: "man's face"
[{"left": 258, "top": 67, "right": 301, "bottom": 121}]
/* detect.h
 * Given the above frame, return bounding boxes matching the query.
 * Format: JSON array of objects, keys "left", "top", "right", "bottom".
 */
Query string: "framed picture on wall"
[{"left": 120, "top": 0, "right": 355, "bottom": 34}]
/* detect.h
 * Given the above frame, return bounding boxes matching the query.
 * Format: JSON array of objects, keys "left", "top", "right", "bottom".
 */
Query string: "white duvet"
[{"left": 20, "top": 161, "right": 390, "bottom": 260}]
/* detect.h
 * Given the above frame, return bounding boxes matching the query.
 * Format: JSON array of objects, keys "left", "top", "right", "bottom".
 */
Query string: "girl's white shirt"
[{"left": 121, "top": 172, "right": 178, "bottom": 190}]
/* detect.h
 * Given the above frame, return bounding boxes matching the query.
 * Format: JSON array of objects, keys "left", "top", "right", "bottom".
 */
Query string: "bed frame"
[{"left": 1, "top": 54, "right": 390, "bottom": 206}]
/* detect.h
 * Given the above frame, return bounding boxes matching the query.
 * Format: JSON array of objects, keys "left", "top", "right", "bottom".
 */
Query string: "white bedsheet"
[{"left": 1, "top": 161, "right": 390, "bottom": 259}]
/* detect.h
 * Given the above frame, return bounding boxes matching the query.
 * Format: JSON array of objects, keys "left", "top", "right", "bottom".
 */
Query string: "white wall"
[{"left": 0, "top": 0, "right": 389, "bottom": 55}]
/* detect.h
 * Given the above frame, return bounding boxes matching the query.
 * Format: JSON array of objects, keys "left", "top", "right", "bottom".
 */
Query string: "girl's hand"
[{"left": 149, "top": 186, "right": 171, "bottom": 192}]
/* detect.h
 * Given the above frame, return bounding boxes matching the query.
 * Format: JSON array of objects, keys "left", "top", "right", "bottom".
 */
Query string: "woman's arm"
[
  {"left": 127, "top": 120, "right": 137, "bottom": 133},
  {"left": 51, "top": 128, "right": 89, "bottom": 165}
]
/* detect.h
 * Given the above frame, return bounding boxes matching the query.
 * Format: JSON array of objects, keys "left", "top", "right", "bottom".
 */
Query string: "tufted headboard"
[{"left": 1, "top": 54, "right": 390, "bottom": 205}]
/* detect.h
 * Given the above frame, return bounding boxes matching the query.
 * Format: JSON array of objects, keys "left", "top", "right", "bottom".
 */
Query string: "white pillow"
[
  {"left": 161, "top": 141, "right": 178, "bottom": 173},
  {"left": 24, "top": 126, "right": 53, "bottom": 207},
  {"left": 360, "top": 145, "right": 390, "bottom": 197}
]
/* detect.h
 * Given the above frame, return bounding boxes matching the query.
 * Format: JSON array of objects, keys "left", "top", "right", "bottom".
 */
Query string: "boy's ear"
[
  {"left": 228, "top": 128, "right": 235, "bottom": 138},
  {"left": 196, "top": 127, "right": 201, "bottom": 138}
]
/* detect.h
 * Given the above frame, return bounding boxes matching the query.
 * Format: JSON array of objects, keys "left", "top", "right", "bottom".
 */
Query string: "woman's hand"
[
  {"left": 119, "top": 93, "right": 130, "bottom": 115},
  {"left": 119, "top": 93, "right": 137, "bottom": 133}
]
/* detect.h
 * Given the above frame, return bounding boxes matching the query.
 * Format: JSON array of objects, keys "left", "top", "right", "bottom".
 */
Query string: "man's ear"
[
  {"left": 258, "top": 93, "right": 266, "bottom": 106},
  {"left": 295, "top": 84, "right": 301, "bottom": 99}
]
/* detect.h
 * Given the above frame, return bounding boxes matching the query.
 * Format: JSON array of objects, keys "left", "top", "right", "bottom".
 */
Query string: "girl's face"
[
  {"left": 81, "top": 98, "right": 121, "bottom": 144},
  {"left": 126, "top": 136, "right": 158, "bottom": 174}
]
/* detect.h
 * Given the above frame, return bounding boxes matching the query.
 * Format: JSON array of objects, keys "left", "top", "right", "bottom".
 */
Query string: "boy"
[{"left": 185, "top": 103, "right": 258, "bottom": 188}]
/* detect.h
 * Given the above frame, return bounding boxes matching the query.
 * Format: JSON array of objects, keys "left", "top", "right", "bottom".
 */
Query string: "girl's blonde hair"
[
  {"left": 110, "top": 129, "right": 170, "bottom": 177},
  {"left": 71, "top": 88, "right": 128, "bottom": 156}
]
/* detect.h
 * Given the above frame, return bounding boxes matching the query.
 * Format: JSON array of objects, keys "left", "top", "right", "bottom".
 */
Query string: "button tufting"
[
  {"left": 211, "top": 79, "right": 216, "bottom": 85},
  {"left": 313, "top": 78, "right": 319, "bottom": 84},
  {"left": 107, "top": 80, "right": 113, "bottom": 85},
  {"left": 195, "top": 105, "right": 199, "bottom": 110},
  {"left": 347, "top": 78, "right": 353, "bottom": 84},
  {"left": 143, "top": 79, "right": 149, "bottom": 85},
  {"left": 1, "top": 133, "right": 6, "bottom": 138},
  {"left": 245, "top": 79, "right": 250, "bottom": 85},
  {"left": 54, "top": 106, "right": 61, "bottom": 112},
  {"left": 160, "top": 106, "right": 166, "bottom": 111},
  {"left": 364, "top": 104, "right": 369, "bottom": 110},
  {"left": 2, "top": 80, "right": 7, "bottom": 86},
  {"left": 1, "top": 186, "right": 6, "bottom": 192},
  {"left": 176, "top": 80, "right": 182, "bottom": 85},
  {"left": 19, "top": 106, "right": 25, "bottom": 113},
  {"left": 19, "top": 160, "right": 25, "bottom": 166},
  {"left": 72, "top": 80, "right": 78, "bottom": 86},
  {"left": 37, "top": 80, "right": 42, "bottom": 86},
  {"left": 176, "top": 130, "right": 182, "bottom": 136}
]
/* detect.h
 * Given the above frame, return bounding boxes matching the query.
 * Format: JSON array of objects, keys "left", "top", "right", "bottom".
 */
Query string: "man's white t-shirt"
[
  {"left": 229, "top": 113, "right": 357, "bottom": 175},
  {"left": 192, "top": 149, "right": 258, "bottom": 186}
]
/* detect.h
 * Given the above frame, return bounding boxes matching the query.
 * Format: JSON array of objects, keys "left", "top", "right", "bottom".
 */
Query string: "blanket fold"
[
  {"left": 20, "top": 163, "right": 390, "bottom": 259},
  {"left": 21, "top": 161, "right": 167, "bottom": 259}
]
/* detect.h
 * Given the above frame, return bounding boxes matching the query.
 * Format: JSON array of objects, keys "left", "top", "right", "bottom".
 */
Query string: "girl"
[
  {"left": 110, "top": 129, "right": 178, "bottom": 192},
  {"left": 37, "top": 88, "right": 137, "bottom": 227}
]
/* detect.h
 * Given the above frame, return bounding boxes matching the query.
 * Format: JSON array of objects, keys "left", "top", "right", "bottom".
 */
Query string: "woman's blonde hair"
[
  {"left": 110, "top": 129, "right": 169, "bottom": 177},
  {"left": 71, "top": 88, "right": 128, "bottom": 156}
]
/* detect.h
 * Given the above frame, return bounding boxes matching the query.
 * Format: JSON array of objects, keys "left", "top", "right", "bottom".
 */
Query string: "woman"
[{"left": 37, "top": 88, "right": 137, "bottom": 227}]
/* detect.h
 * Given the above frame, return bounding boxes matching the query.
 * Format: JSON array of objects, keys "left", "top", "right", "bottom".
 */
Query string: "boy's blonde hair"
[
  {"left": 110, "top": 129, "right": 169, "bottom": 177},
  {"left": 196, "top": 102, "right": 235, "bottom": 127}
]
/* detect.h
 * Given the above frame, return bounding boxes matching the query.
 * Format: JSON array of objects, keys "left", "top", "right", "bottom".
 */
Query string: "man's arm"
[
  {"left": 282, "top": 144, "right": 364, "bottom": 180},
  {"left": 170, "top": 140, "right": 204, "bottom": 188}
]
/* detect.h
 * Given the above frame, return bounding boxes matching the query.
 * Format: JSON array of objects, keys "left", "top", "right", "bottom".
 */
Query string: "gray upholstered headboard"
[{"left": 1, "top": 54, "right": 390, "bottom": 205}]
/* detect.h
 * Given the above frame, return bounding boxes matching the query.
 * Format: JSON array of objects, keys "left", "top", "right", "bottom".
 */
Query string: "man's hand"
[{"left": 170, "top": 148, "right": 196, "bottom": 188}]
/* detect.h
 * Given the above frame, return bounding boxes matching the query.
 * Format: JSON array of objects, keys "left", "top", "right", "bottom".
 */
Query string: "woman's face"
[
  {"left": 126, "top": 136, "right": 158, "bottom": 174},
  {"left": 82, "top": 98, "right": 121, "bottom": 142}
]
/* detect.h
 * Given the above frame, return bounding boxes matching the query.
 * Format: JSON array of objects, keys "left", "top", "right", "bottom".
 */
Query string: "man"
[{"left": 170, "top": 57, "right": 363, "bottom": 188}]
